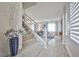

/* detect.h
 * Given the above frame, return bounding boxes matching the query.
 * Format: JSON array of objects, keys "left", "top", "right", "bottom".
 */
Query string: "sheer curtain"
[{"left": 47, "top": 23, "right": 56, "bottom": 32}]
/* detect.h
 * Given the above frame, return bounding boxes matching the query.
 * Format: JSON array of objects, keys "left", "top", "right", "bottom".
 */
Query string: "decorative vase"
[{"left": 9, "top": 37, "right": 19, "bottom": 56}]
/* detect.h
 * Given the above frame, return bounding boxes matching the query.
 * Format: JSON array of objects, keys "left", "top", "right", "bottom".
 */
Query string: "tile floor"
[{"left": 16, "top": 36, "right": 69, "bottom": 57}]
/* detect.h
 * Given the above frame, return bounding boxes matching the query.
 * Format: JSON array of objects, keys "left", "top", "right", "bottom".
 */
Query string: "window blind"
[{"left": 70, "top": 2, "right": 79, "bottom": 44}]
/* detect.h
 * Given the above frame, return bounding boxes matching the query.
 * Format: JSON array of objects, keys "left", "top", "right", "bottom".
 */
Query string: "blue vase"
[{"left": 9, "top": 37, "right": 19, "bottom": 56}]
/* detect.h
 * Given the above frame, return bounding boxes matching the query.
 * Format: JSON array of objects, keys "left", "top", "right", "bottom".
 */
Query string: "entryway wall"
[
  {"left": 0, "top": 2, "right": 11, "bottom": 57},
  {"left": 0, "top": 2, "right": 23, "bottom": 57}
]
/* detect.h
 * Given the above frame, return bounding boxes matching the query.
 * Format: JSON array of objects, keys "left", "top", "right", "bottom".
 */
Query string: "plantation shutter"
[{"left": 70, "top": 2, "right": 79, "bottom": 44}]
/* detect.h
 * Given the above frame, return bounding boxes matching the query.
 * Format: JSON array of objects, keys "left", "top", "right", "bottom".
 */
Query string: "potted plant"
[
  {"left": 5, "top": 28, "right": 26, "bottom": 56},
  {"left": 5, "top": 29, "right": 19, "bottom": 56}
]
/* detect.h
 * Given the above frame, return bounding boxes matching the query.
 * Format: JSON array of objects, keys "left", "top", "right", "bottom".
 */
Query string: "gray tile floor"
[{"left": 16, "top": 36, "right": 69, "bottom": 57}]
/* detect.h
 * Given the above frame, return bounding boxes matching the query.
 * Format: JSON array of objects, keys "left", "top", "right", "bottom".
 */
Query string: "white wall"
[
  {"left": 0, "top": 3, "right": 11, "bottom": 57},
  {"left": 58, "top": 21, "right": 61, "bottom": 32}
]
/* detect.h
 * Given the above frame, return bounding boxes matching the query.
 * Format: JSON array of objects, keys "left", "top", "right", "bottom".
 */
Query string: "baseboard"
[{"left": 65, "top": 44, "right": 72, "bottom": 57}]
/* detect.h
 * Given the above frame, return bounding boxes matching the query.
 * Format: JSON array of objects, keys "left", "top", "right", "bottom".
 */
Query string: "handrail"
[
  {"left": 23, "top": 18, "right": 45, "bottom": 44},
  {"left": 24, "top": 14, "right": 41, "bottom": 32},
  {"left": 24, "top": 14, "right": 40, "bottom": 25}
]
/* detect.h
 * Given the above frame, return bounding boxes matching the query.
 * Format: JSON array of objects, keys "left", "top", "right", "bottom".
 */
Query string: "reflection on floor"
[{"left": 16, "top": 36, "right": 69, "bottom": 57}]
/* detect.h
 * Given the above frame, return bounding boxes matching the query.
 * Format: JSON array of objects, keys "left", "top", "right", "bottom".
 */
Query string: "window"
[
  {"left": 69, "top": 2, "right": 79, "bottom": 44},
  {"left": 47, "top": 23, "right": 56, "bottom": 32}
]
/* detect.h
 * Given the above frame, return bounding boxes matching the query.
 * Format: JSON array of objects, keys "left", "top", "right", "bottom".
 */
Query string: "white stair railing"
[{"left": 22, "top": 14, "right": 47, "bottom": 47}]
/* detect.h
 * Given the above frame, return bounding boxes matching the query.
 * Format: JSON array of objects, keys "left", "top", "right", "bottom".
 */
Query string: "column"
[
  {"left": 10, "top": 2, "right": 22, "bottom": 50},
  {"left": 44, "top": 24, "right": 48, "bottom": 48}
]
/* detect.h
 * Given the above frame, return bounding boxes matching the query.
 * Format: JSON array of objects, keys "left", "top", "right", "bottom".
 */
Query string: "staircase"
[
  {"left": 22, "top": 21, "right": 34, "bottom": 40},
  {"left": 22, "top": 14, "right": 47, "bottom": 49}
]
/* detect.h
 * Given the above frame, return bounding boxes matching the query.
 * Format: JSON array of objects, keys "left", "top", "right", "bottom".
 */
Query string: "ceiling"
[
  {"left": 23, "top": 2, "right": 36, "bottom": 9},
  {"left": 23, "top": 2, "right": 68, "bottom": 22}
]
